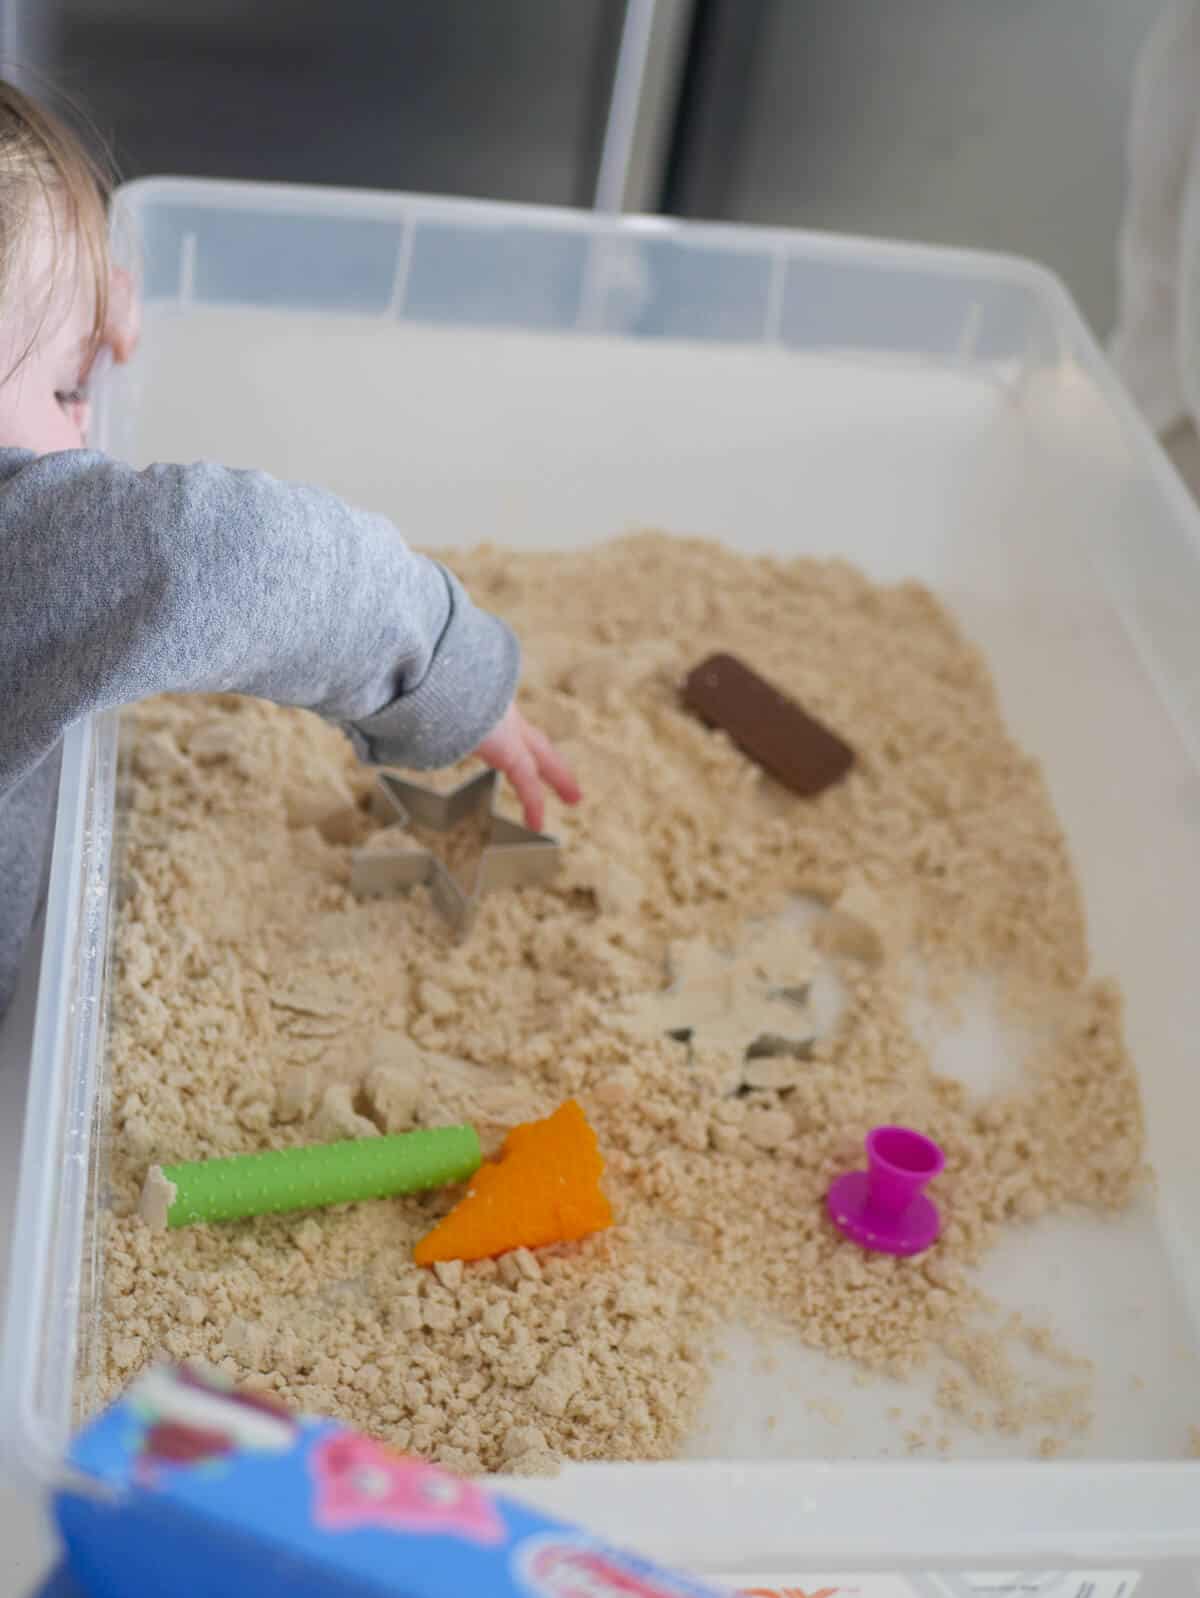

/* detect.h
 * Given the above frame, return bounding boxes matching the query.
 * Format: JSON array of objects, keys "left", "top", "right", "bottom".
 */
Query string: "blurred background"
[{"left": 0, "top": 0, "right": 1162, "bottom": 332}]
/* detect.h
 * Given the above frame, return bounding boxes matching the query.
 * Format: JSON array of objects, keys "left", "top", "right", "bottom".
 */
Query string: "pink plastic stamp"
[{"left": 826, "top": 1125, "right": 945, "bottom": 1256}]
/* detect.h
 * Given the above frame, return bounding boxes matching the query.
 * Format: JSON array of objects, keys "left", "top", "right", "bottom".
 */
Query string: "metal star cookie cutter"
[{"left": 350, "top": 769, "right": 561, "bottom": 935}]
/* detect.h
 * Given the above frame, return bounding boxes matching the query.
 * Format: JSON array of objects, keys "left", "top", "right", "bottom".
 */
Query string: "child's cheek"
[
  {"left": 32, "top": 405, "right": 85, "bottom": 454},
  {"left": 0, "top": 385, "right": 85, "bottom": 453}
]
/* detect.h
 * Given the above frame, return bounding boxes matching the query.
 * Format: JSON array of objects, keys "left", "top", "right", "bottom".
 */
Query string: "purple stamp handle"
[{"left": 826, "top": 1125, "right": 945, "bottom": 1256}]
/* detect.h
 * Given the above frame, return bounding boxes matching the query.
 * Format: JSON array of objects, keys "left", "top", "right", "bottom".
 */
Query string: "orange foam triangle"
[{"left": 413, "top": 1099, "right": 614, "bottom": 1265}]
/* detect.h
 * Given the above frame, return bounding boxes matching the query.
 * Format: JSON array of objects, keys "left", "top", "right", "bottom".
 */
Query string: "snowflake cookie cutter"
[{"left": 350, "top": 769, "right": 561, "bottom": 936}]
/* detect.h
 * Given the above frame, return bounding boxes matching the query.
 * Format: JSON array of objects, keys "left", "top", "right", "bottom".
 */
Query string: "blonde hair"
[{"left": 0, "top": 78, "right": 112, "bottom": 378}]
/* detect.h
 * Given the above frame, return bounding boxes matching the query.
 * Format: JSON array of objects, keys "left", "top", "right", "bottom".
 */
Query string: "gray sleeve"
[{"left": 0, "top": 448, "right": 519, "bottom": 793}]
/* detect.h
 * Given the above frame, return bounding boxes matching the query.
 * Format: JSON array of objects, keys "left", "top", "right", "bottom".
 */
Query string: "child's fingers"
[
  {"left": 500, "top": 740, "right": 545, "bottom": 833},
  {"left": 525, "top": 724, "right": 582, "bottom": 805},
  {"left": 477, "top": 707, "right": 580, "bottom": 828}
]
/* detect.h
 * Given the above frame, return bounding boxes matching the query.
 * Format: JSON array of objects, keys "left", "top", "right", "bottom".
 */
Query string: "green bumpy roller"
[{"left": 140, "top": 1125, "right": 482, "bottom": 1230}]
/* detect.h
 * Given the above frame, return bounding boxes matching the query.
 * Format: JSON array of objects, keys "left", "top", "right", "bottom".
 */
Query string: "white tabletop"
[{"left": 0, "top": 933, "right": 64, "bottom": 1594}]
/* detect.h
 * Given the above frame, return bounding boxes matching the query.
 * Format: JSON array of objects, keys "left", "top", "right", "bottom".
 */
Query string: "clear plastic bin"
[{"left": 6, "top": 176, "right": 1200, "bottom": 1578}]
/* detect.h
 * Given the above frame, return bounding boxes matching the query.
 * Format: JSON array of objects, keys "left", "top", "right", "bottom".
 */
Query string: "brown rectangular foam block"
[{"left": 681, "top": 652, "right": 855, "bottom": 798}]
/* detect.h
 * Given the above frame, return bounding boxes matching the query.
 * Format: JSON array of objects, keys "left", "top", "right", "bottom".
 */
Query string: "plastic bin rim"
[
  {"left": 113, "top": 172, "right": 1078, "bottom": 303},
  {"left": 0, "top": 718, "right": 96, "bottom": 1495}
]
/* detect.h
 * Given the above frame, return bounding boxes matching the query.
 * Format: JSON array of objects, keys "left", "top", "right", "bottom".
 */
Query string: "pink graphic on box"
[
  {"left": 309, "top": 1431, "right": 506, "bottom": 1544},
  {"left": 515, "top": 1534, "right": 709, "bottom": 1598}
]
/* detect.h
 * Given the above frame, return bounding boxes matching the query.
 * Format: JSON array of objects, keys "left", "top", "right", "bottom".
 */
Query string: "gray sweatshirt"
[{"left": 0, "top": 446, "right": 519, "bottom": 1017}]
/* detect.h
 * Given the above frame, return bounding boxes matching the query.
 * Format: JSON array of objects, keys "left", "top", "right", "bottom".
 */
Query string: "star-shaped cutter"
[{"left": 349, "top": 769, "right": 561, "bottom": 936}]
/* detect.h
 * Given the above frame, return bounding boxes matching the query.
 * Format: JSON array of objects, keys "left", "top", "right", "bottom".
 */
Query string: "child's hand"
[{"left": 475, "top": 705, "right": 581, "bottom": 832}]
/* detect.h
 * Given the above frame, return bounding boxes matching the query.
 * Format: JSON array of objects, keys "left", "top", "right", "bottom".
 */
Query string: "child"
[{"left": 0, "top": 81, "right": 580, "bottom": 1018}]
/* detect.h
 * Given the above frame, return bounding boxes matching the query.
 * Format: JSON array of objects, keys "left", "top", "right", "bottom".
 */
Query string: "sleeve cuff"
[{"left": 345, "top": 567, "right": 519, "bottom": 769}]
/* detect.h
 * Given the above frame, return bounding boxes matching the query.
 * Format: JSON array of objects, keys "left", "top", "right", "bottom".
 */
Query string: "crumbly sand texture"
[{"left": 98, "top": 533, "right": 1145, "bottom": 1472}]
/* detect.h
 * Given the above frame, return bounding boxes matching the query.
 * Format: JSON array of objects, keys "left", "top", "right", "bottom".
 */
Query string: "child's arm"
[
  {"left": 1, "top": 448, "right": 520, "bottom": 789},
  {"left": 0, "top": 448, "right": 582, "bottom": 1016}
]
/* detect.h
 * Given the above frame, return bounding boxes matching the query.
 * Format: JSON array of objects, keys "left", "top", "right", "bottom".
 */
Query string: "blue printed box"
[{"left": 53, "top": 1364, "right": 727, "bottom": 1598}]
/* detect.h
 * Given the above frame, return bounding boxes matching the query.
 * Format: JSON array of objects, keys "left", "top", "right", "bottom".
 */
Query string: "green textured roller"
[{"left": 139, "top": 1126, "right": 482, "bottom": 1230}]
